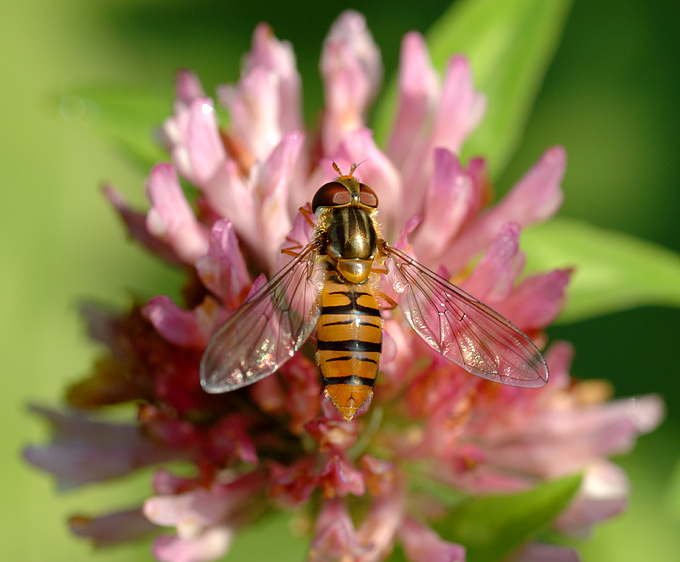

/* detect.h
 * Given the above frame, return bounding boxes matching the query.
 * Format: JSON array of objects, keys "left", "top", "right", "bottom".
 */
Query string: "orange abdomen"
[{"left": 316, "top": 276, "right": 382, "bottom": 421}]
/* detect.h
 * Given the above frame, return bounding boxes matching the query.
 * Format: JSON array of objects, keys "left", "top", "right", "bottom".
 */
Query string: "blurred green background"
[{"left": 2, "top": 0, "right": 679, "bottom": 560}]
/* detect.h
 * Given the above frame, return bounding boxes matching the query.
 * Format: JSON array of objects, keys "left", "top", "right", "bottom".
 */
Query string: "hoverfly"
[{"left": 200, "top": 164, "right": 548, "bottom": 421}]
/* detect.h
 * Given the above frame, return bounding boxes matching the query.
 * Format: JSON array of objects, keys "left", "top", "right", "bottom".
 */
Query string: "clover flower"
[{"left": 25, "top": 11, "right": 663, "bottom": 562}]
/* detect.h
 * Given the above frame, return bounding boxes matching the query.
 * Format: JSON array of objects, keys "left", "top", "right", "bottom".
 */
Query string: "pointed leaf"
[
  {"left": 373, "top": 0, "right": 572, "bottom": 180},
  {"left": 523, "top": 218, "right": 680, "bottom": 323},
  {"left": 434, "top": 474, "right": 582, "bottom": 562}
]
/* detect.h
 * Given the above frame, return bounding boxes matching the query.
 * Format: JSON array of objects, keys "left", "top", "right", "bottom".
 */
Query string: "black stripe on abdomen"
[{"left": 317, "top": 339, "right": 382, "bottom": 353}]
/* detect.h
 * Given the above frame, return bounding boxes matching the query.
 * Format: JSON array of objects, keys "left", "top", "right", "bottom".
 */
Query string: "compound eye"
[
  {"left": 359, "top": 184, "right": 379, "bottom": 208},
  {"left": 312, "top": 182, "right": 351, "bottom": 212}
]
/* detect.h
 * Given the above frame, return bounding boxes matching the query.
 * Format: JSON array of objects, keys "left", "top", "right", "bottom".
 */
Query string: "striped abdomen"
[{"left": 316, "top": 275, "right": 382, "bottom": 421}]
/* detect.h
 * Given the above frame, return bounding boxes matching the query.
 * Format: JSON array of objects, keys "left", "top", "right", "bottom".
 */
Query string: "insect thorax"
[{"left": 321, "top": 206, "right": 378, "bottom": 284}]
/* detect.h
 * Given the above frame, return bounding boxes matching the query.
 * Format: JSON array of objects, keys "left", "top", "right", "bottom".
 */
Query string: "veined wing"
[
  {"left": 384, "top": 244, "right": 548, "bottom": 388},
  {"left": 200, "top": 241, "right": 324, "bottom": 393}
]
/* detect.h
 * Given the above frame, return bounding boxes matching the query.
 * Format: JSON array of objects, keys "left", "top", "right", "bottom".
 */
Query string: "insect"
[{"left": 200, "top": 164, "right": 548, "bottom": 421}]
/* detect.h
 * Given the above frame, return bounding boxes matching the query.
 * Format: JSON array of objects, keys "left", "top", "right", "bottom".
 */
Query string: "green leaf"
[
  {"left": 58, "top": 86, "right": 172, "bottom": 169},
  {"left": 522, "top": 218, "right": 680, "bottom": 323},
  {"left": 434, "top": 474, "right": 582, "bottom": 562},
  {"left": 373, "top": 0, "right": 572, "bottom": 180}
]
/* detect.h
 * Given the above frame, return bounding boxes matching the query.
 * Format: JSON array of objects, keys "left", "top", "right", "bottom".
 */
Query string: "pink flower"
[{"left": 26, "top": 10, "right": 662, "bottom": 562}]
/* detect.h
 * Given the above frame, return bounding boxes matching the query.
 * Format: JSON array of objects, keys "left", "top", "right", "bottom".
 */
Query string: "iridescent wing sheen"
[
  {"left": 384, "top": 244, "right": 548, "bottom": 387},
  {"left": 200, "top": 242, "right": 324, "bottom": 393}
]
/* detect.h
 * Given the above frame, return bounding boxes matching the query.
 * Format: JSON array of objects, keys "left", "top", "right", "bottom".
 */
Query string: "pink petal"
[
  {"left": 400, "top": 517, "right": 466, "bottom": 562},
  {"left": 103, "top": 184, "right": 182, "bottom": 265},
  {"left": 207, "top": 415, "right": 258, "bottom": 466},
  {"left": 195, "top": 219, "right": 251, "bottom": 309},
  {"left": 318, "top": 451, "right": 366, "bottom": 498},
  {"left": 310, "top": 499, "right": 362, "bottom": 561},
  {"left": 555, "top": 461, "right": 628, "bottom": 538},
  {"left": 202, "top": 159, "right": 255, "bottom": 235},
  {"left": 165, "top": 98, "right": 225, "bottom": 186},
  {"left": 320, "top": 10, "right": 382, "bottom": 153},
  {"left": 413, "top": 149, "right": 476, "bottom": 264},
  {"left": 146, "top": 163, "right": 209, "bottom": 264},
  {"left": 144, "top": 471, "right": 266, "bottom": 531},
  {"left": 279, "top": 354, "right": 322, "bottom": 433},
  {"left": 143, "top": 295, "right": 218, "bottom": 349},
  {"left": 542, "top": 341, "right": 574, "bottom": 391},
  {"left": 388, "top": 32, "right": 439, "bottom": 166},
  {"left": 496, "top": 269, "right": 572, "bottom": 331},
  {"left": 400, "top": 56, "right": 485, "bottom": 218},
  {"left": 445, "top": 146, "right": 566, "bottom": 271},
  {"left": 244, "top": 23, "right": 304, "bottom": 135},
  {"left": 69, "top": 507, "right": 157, "bottom": 547},
  {"left": 174, "top": 70, "right": 206, "bottom": 109},
  {"left": 152, "top": 469, "right": 197, "bottom": 495},
  {"left": 432, "top": 56, "right": 486, "bottom": 154},
  {"left": 483, "top": 394, "right": 664, "bottom": 478},
  {"left": 268, "top": 456, "right": 318, "bottom": 507},
  {"left": 152, "top": 527, "right": 234, "bottom": 562},
  {"left": 274, "top": 205, "right": 316, "bottom": 271},
  {"left": 248, "top": 131, "right": 305, "bottom": 271},
  {"left": 462, "top": 222, "right": 525, "bottom": 302},
  {"left": 218, "top": 67, "right": 282, "bottom": 161},
  {"left": 355, "top": 493, "right": 405, "bottom": 561},
  {"left": 24, "top": 406, "right": 184, "bottom": 489}
]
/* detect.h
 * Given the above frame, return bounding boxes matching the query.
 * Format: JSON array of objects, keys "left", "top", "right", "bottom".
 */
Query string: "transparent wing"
[
  {"left": 200, "top": 242, "right": 324, "bottom": 393},
  {"left": 385, "top": 244, "right": 548, "bottom": 387}
]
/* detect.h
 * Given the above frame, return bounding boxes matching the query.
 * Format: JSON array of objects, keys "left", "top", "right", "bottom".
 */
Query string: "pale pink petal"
[
  {"left": 320, "top": 11, "right": 382, "bottom": 153},
  {"left": 202, "top": 159, "right": 255, "bottom": 235},
  {"left": 166, "top": 98, "right": 226, "bottom": 186},
  {"left": 69, "top": 507, "right": 157, "bottom": 547},
  {"left": 310, "top": 499, "right": 363, "bottom": 561},
  {"left": 542, "top": 341, "right": 574, "bottom": 391},
  {"left": 413, "top": 149, "right": 475, "bottom": 264},
  {"left": 244, "top": 23, "right": 303, "bottom": 134},
  {"left": 144, "top": 472, "right": 266, "bottom": 531},
  {"left": 355, "top": 493, "right": 405, "bottom": 562},
  {"left": 400, "top": 517, "right": 466, "bottom": 562},
  {"left": 388, "top": 32, "right": 439, "bottom": 166},
  {"left": 432, "top": 56, "right": 486, "bottom": 154},
  {"left": 318, "top": 451, "right": 366, "bottom": 498},
  {"left": 175, "top": 70, "right": 206, "bottom": 109},
  {"left": 103, "top": 184, "right": 182, "bottom": 265},
  {"left": 555, "top": 461, "right": 628, "bottom": 538},
  {"left": 445, "top": 147, "right": 565, "bottom": 271},
  {"left": 195, "top": 219, "right": 251, "bottom": 309},
  {"left": 218, "top": 67, "right": 281, "bottom": 161},
  {"left": 400, "top": 56, "right": 486, "bottom": 217},
  {"left": 482, "top": 395, "right": 664, "bottom": 478},
  {"left": 275, "top": 205, "right": 315, "bottom": 270},
  {"left": 146, "top": 163, "right": 210, "bottom": 264},
  {"left": 462, "top": 222, "right": 525, "bottom": 302},
  {"left": 248, "top": 131, "right": 305, "bottom": 271},
  {"left": 143, "top": 295, "right": 219, "bottom": 350},
  {"left": 152, "top": 469, "right": 196, "bottom": 495},
  {"left": 24, "top": 406, "right": 185, "bottom": 490},
  {"left": 496, "top": 269, "right": 572, "bottom": 331},
  {"left": 279, "top": 354, "right": 322, "bottom": 433},
  {"left": 511, "top": 543, "right": 580, "bottom": 562},
  {"left": 153, "top": 527, "right": 233, "bottom": 562}
]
